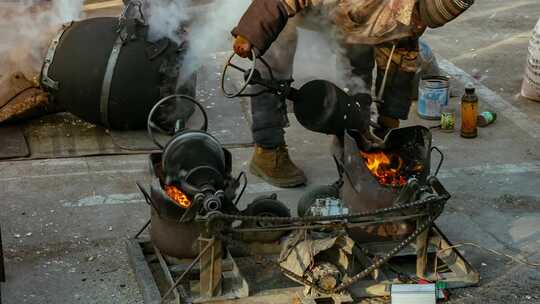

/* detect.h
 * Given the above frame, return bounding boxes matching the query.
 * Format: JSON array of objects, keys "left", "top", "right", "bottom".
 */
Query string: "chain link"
[
  {"left": 212, "top": 195, "right": 447, "bottom": 295},
  {"left": 209, "top": 194, "right": 448, "bottom": 225}
]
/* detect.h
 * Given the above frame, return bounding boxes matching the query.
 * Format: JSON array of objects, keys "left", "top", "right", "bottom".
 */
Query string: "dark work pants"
[{"left": 250, "top": 22, "right": 415, "bottom": 148}]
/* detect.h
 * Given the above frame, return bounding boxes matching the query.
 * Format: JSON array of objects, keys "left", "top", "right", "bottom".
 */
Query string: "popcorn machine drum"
[
  {"left": 148, "top": 129, "right": 234, "bottom": 259},
  {"left": 40, "top": 17, "right": 196, "bottom": 130}
]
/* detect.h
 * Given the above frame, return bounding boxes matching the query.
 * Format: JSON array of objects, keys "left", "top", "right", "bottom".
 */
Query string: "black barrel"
[{"left": 40, "top": 17, "right": 196, "bottom": 130}]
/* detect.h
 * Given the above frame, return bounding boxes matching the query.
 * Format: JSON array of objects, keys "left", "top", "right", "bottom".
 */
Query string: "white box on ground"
[{"left": 391, "top": 284, "right": 436, "bottom": 304}]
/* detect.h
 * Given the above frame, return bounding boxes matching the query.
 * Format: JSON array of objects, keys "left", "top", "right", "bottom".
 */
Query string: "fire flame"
[
  {"left": 165, "top": 185, "right": 192, "bottom": 208},
  {"left": 360, "top": 151, "right": 407, "bottom": 187}
]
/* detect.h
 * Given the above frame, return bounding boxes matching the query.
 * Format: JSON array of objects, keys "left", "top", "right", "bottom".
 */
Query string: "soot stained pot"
[
  {"left": 148, "top": 176, "right": 200, "bottom": 259},
  {"left": 147, "top": 131, "right": 235, "bottom": 259},
  {"left": 40, "top": 17, "right": 196, "bottom": 130},
  {"left": 338, "top": 126, "right": 432, "bottom": 241}
]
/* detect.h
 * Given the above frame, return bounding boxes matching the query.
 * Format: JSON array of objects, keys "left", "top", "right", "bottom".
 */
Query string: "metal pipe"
[{"left": 134, "top": 219, "right": 151, "bottom": 239}]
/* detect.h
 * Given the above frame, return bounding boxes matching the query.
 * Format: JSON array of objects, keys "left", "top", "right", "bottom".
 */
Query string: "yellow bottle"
[{"left": 461, "top": 84, "right": 478, "bottom": 138}]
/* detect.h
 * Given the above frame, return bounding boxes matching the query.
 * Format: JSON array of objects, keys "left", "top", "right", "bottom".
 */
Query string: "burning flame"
[
  {"left": 360, "top": 151, "right": 407, "bottom": 187},
  {"left": 165, "top": 185, "right": 192, "bottom": 208}
]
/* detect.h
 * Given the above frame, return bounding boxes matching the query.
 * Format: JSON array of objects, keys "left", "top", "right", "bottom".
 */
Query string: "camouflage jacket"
[{"left": 232, "top": 0, "right": 426, "bottom": 55}]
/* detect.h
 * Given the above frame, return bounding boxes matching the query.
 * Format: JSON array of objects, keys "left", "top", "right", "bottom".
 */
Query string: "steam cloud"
[
  {"left": 144, "top": 0, "right": 365, "bottom": 92},
  {"left": 0, "top": 0, "right": 85, "bottom": 84},
  {"left": 0, "top": 0, "right": 368, "bottom": 101},
  {"left": 145, "top": 0, "right": 250, "bottom": 83}
]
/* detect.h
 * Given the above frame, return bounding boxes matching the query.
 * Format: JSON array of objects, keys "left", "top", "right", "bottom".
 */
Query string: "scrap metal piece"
[
  {"left": 1, "top": 72, "right": 35, "bottom": 107},
  {"left": 0, "top": 91, "right": 51, "bottom": 124},
  {"left": 0, "top": 73, "right": 55, "bottom": 124},
  {"left": 391, "top": 284, "right": 436, "bottom": 304},
  {"left": 309, "top": 198, "right": 349, "bottom": 217},
  {"left": 310, "top": 262, "right": 342, "bottom": 291}
]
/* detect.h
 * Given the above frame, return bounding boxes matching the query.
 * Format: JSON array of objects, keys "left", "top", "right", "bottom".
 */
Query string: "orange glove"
[{"left": 233, "top": 35, "right": 253, "bottom": 58}]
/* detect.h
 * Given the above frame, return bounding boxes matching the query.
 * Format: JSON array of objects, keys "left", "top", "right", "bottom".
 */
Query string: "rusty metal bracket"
[
  {"left": 40, "top": 22, "right": 73, "bottom": 91},
  {"left": 99, "top": 29, "right": 125, "bottom": 129}
]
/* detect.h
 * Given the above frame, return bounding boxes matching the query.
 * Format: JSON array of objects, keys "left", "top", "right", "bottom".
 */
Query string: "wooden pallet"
[
  {"left": 126, "top": 238, "right": 250, "bottom": 304},
  {"left": 127, "top": 225, "right": 479, "bottom": 304}
]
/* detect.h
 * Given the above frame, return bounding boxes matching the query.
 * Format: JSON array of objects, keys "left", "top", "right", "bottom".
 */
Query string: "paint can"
[
  {"left": 417, "top": 76, "right": 450, "bottom": 120},
  {"left": 440, "top": 106, "right": 456, "bottom": 132}
]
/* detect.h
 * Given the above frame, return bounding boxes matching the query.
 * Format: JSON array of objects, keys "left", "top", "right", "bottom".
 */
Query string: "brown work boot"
[{"left": 249, "top": 145, "right": 307, "bottom": 188}]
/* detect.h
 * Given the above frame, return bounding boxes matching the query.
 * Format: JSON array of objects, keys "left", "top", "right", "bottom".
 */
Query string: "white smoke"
[
  {"left": 293, "top": 21, "right": 369, "bottom": 95},
  {"left": 0, "top": 0, "right": 85, "bottom": 83},
  {"left": 0, "top": 0, "right": 368, "bottom": 101},
  {"left": 144, "top": 0, "right": 250, "bottom": 83},
  {"left": 146, "top": 0, "right": 188, "bottom": 45},
  {"left": 181, "top": 0, "right": 250, "bottom": 80}
]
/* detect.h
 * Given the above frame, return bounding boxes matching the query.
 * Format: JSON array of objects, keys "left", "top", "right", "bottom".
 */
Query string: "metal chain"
[
  {"left": 214, "top": 199, "right": 446, "bottom": 295},
  {"left": 217, "top": 213, "right": 439, "bottom": 295},
  {"left": 334, "top": 216, "right": 435, "bottom": 292},
  {"left": 209, "top": 194, "right": 448, "bottom": 225}
]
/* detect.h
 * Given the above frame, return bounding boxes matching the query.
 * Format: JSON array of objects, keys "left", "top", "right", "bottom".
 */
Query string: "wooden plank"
[
  {"left": 199, "top": 238, "right": 222, "bottom": 298},
  {"left": 154, "top": 246, "right": 181, "bottom": 304},
  {"left": 208, "top": 287, "right": 304, "bottom": 304},
  {"left": 126, "top": 239, "right": 161, "bottom": 304},
  {"left": 169, "top": 259, "right": 234, "bottom": 275},
  {"left": 432, "top": 226, "right": 480, "bottom": 285},
  {"left": 415, "top": 219, "right": 430, "bottom": 279}
]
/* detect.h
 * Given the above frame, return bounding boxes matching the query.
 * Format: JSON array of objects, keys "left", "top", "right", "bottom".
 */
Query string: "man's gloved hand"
[{"left": 233, "top": 35, "right": 253, "bottom": 58}]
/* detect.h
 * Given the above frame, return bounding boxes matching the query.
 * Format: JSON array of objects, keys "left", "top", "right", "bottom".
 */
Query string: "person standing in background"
[{"left": 232, "top": 0, "right": 474, "bottom": 188}]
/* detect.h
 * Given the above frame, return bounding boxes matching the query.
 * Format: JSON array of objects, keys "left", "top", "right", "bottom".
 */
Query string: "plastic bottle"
[{"left": 460, "top": 84, "right": 478, "bottom": 138}]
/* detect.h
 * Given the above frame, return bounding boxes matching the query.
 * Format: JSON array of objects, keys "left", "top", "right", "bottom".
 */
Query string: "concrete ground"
[
  {"left": 424, "top": 0, "right": 540, "bottom": 126},
  {"left": 1, "top": 0, "right": 540, "bottom": 303}
]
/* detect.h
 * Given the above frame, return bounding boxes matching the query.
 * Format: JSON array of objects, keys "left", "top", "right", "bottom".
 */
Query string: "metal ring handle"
[
  {"left": 221, "top": 49, "right": 257, "bottom": 98},
  {"left": 147, "top": 94, "right": 208, "bottom": 150}
]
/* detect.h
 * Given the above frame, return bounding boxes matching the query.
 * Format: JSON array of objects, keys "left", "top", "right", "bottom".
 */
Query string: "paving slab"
[{"left": 0, "top": 126, "right": 29, "bottom": 160}]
